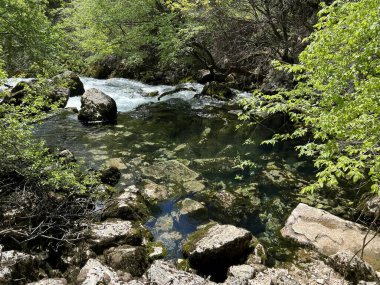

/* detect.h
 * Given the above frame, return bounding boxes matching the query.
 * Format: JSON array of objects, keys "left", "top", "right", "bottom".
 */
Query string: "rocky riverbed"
[{"left": 1, "top": 76, "right": 379, "bottom": 284}]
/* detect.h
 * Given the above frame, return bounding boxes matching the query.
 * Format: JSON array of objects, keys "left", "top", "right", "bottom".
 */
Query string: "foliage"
[
  {"left": 0, "top": 83, "right": 100, "bottom": 249},
  {"left": 241, "top": 0, "right": 380, "bottom": 194},
  {"left": 0, "top": 0, "right": 68, "bottom": 76},
  {"left": 62, "top": 0, "right": 181, "bottom": 68}
]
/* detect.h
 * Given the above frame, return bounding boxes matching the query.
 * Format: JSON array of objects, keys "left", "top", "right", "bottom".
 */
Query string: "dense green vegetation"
[{"left": 241, "top": 0, "right": 380, "bottom": 194}]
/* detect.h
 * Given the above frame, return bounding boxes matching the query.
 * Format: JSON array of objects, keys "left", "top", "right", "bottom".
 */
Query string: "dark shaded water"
[{"left": 34, "top": 78, "right": 315, "bottom": 265}]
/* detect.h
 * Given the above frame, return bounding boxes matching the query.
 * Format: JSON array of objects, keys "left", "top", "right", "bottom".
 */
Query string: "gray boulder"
[
  {"left": 183, "top": 224, "right": 252, "bottom": 273},
  {"left": 328, "top": 250, "right": 379, "bottom": 283},
  {"left": 281, "top": 203, "right": 380, "bottom": 270},
  {"left": 52, "top": 71, "right": 85, "bottom": 97},
  {"left": 146, "top": 260, "right": 216, "bottom": 285},
  {"left": 89, "top": 219, "right": 143, "bottom": 252},
  {"left": 78, "top": 88, "right": 117, "bottom": 123},
  {"left": 104, "top": 245, "right": 149, "bottom": 277},
  {"left": 76, "top": 258, "right": 125, "bottom": 285}
]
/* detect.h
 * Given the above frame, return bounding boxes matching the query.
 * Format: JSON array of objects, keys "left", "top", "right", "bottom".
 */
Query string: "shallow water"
[{"left": 33, "top": 77, "right": 314, "bottom": 264}]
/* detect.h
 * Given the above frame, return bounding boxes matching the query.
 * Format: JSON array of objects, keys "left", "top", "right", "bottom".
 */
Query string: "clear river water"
[{"left": 16, "top": 77, "right": 324, "bottom": 266}]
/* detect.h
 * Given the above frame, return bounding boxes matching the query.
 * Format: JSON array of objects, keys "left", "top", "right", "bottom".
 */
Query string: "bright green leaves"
[
  {"left": 63, "top": 0, "right": 181, "bottom": 68},
  {"left": 242, "top": 0, "right": 380, "bottom": 194},
  {"left": 0, "top": 0, "right": 66, "bottom": 76}
]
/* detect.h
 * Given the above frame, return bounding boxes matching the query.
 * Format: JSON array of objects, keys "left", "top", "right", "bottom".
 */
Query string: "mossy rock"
[
  {"left": 146, "top": 241, "right": 168, "bottom": 261},
  {"left": 200, "top": 81, "right": 235, "bottom": 101},
  {"left": 182, "top": 222, "right": 217, "bottom": 256}
]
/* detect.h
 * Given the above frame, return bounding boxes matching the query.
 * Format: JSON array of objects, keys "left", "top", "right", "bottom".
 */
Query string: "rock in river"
[
  {"left": 141, "top": 160, "right": 199, "bottom": 189},
  {"left": 281, "top": 203, "right": 380, "bottom": 270},
  {"left": 182, "top": 223, "right": 252, "bottom": 275},
  {"left": 78, "top": 88, "right": 117, "bottom": 123},
  {"left": 52, "top": 71, "right": 85, "bottom": 97}
]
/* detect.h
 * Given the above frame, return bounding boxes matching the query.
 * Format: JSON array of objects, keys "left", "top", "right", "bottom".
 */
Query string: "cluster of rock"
[
  {"left": 2, "top": 200, "right": 379, "bottom": 285},
  {"left": 0, "top": 71, "right": 85, "bottom": 108},
  {"left": 1, "top": 71, "right": 120, "bottom": 124}
]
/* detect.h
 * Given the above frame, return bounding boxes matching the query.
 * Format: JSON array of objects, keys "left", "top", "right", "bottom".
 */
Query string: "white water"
[
  {"left": 66, "top": 77, "right": 204, "bottom": 112},
  {"left": 1, "top": 76, "right": 252, "bottom": 112}
]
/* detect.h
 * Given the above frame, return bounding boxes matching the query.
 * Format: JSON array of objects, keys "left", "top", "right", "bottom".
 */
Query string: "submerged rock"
[
  {"left": 104, "top": 245, "right": 149, "bottom": 277},
  {"left": 281, "top": 203, "right": 380, "bottom": 270},
  {"left": 141, "top": 180, "right": 171, "bottom": 204},
  {"left": 182, "top": 224, "right": 252, "bottom": 274},
  {"left": 195, "top": 188, "right": 260, "bottom": 224},
  {"left": 78, "top": 88, "right": 117, "bottom": 123},
  {"left": 146, "top": 260, "right": 216, "bottom": 285},
  {"left": 141, "top": 160, "right": 199, "bottom": 184}
]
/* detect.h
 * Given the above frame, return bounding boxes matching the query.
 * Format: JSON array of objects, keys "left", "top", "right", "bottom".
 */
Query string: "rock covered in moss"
[
  {"left": 52, "top": 71, "right": 85, "bottom": 97},
  {"left": 78, "top": 88, "right": 117, "bottom": 123},
  {"left": 182, "top": 223, "right": 252, "bottom": 273},
  {"left": 102, "top": 186, "right": 149, "bottom": 221},
  {"left": 100, "top": 166, "right": 121, "bottom": 186},
  {"left": 200, "top": 81, "right": 235, "bottom": 101},
  {"left": 146, "top": 242, "right": 167, "bottom": 261}
]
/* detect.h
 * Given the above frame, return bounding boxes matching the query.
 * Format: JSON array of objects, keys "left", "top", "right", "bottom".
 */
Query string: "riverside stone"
[
  {"left": 281, "top": 203, "right": 380, "bottom": 270},
  {"left": 102, "top": 187, "right": 149, "bottom": 221},
  {"left": 78, "top": 88, "right": 117, "bottom": 123},
  {"left": 183, "top": 224, "right": 252, "bottom": 272},
  {"left": 104, "top": 245, "right": 149, "bottom": 277},
  {"left": 89, "top": 220, "right": 143, "bottom": 251},
  {"left": 146, "top": 260, "right": 216, "bottom": 285},
  {"left": 174, "top": 198, "right": 208, "bottom": 223},
  {"left": 76, "top": 258, "right": 125, "bottom": 285},
  {"left": 52, "top": 71, "right": 85, "bottom": 97}
]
